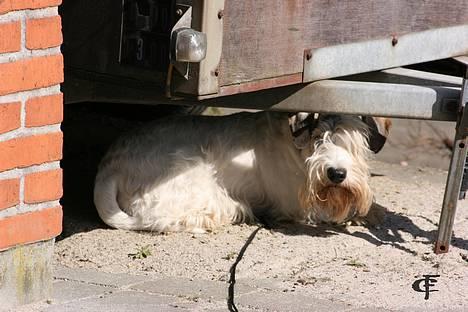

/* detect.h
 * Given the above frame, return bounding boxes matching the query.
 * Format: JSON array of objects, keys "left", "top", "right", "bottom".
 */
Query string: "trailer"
[{"left": 60, "top": 0, "right": 468, "bottom": 253}]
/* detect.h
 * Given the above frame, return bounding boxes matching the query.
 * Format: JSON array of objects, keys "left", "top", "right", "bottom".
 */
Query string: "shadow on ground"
[{"left": 274, "top": 202, "right": 468, "bottom": 256}]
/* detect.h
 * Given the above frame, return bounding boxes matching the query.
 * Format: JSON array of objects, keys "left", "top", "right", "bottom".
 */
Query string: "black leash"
[{"left": 227, "top": 225, "right": 263, "bottom": 312}]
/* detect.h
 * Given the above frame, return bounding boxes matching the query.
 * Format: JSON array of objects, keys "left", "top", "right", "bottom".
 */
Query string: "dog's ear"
[
  {"left": 292, "top": 129, "right": 311, "bottom": 149},
  {"left": 289, "top": 113, "right": 317, "bottom": 149},
  {"left": 362, "top": 116, "right": 392, "bottom": 153}
]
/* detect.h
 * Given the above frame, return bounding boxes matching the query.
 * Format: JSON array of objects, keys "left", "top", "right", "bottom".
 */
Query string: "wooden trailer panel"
[{"left": 218, "top": 0, "right": 468, "bottom": 88}]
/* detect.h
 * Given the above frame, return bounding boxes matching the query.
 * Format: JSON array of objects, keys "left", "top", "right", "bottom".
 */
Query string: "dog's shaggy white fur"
[{"left": 94, "top": 111, "right": 390, "bottom": 233}]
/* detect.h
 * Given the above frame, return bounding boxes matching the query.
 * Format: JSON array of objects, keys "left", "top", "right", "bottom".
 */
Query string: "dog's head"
[{"left": 290, "top": 113, "right": 391, "bottom": 223}]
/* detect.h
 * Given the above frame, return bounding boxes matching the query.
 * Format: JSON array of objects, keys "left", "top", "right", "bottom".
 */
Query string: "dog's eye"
[
  {"left": 312, "top": 134, "right": 324, "bottom": 141},
  {"left": 312, "top": 131, "right": 324, "bottom": 140}
]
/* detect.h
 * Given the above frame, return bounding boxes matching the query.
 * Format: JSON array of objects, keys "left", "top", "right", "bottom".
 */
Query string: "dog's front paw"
[
  {"left": 348, "top": 202, "right": 387, "bottom": 227},
  {"left": 189, "top": 227, "right": 208, "bottom": 234}
]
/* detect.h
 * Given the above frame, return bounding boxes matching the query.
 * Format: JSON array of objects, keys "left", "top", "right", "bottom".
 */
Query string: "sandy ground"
[
  {"left": 56, "top": 105, "right": 467, "bottom": 311},
  {"left": 376, "top": 118, "right": 454, "bottom": 171}
]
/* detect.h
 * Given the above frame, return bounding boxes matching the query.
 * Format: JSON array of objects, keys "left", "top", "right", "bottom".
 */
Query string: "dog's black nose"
[{"left": 327, "top": 167, "right": 347, "bottom": 184}]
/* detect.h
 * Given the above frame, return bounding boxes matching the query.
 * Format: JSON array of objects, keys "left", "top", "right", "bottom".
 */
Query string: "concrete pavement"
[{"left": 9, "top": 265, "right": 395, "bottom": 312}]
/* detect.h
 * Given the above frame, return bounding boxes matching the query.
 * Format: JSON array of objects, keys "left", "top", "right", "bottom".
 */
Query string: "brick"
[
  {"left": 26, "top": 93, "right": 63, "bottom": 127},
  {"left": 0, "top": 21, "right": 21, "bottom": 53},
  {"left": 0, "top": 178, "right": 20, "bottom": 210},
  {"left": 0, "top": 54, "right": 63, "bottom": 96},
  {"left": 26, "top": 16, "right": 62, "bottom": 50},
  {"left": 24, "top": 168, "right": 62, "bottom": 204},
  {"left": 0, "top": 102, "right": 21, "bottom": 134},
  {"left": 0, "top": 206, "right": 62, "bottom": 250},
  {"left": 0, "top": 0, "right": 62, "bottom": 14},
  {"left": 0, "top": 132, "right": 62, "bottom": 171}
]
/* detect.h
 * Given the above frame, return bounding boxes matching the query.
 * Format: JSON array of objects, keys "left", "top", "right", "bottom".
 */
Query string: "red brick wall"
[{"left": 0, "top": 1, "right": 63, "bottom": 251}]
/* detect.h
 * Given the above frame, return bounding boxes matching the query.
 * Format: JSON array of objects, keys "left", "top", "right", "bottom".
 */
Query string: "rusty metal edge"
[{"left": 199, "top": 73, "right": 303, "bottom": 99}]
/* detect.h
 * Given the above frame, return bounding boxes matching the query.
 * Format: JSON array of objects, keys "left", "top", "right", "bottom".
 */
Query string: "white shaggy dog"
[{"left": 94, "top": 111, "right": 390, "bottom": 233}]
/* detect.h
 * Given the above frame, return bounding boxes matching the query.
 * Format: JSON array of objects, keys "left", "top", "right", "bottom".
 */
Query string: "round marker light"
[{"left": 171, "top": 28, "right": 207, "bottom": 63}]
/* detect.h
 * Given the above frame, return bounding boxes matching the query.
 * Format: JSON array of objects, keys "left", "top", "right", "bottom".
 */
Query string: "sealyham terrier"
[{"left": 94, "top": 111, "right": 391, "bottom": 233}]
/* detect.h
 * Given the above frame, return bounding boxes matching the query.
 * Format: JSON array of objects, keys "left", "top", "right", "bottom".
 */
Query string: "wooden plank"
[{"left": 219, "top": 0, "right": 468, "bottom": 86}]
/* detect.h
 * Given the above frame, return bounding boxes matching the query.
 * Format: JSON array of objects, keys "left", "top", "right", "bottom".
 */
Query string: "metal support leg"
[{"left": 435, "top": 64, "right": 468, "bottom": 254}]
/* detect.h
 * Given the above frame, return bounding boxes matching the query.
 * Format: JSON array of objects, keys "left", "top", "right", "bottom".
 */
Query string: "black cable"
[{"left": 227, "top": 226, "right": 263, "bottom": 312}]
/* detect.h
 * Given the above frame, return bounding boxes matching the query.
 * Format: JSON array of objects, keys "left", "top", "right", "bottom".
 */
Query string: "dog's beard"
[{"left": 301, "top": 183, "right": 372, "bottom": 223}]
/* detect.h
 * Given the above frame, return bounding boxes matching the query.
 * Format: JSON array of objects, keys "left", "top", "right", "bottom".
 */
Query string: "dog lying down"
[{"left": 94, "top": 111, "right": 391, "bottom": 233}]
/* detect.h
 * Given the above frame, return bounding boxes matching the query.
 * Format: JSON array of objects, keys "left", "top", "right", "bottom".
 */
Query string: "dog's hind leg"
[{"left": 124, "top": 161, "right": 249, "bottom": 233}]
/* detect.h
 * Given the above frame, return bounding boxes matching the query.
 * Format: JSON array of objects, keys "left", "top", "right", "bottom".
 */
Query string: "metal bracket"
[
  {"left": 171, "top": 0, "right": 225, "bottom": 96},
  {"left": 197, "top": 0, "right": 225, "bottom": 95},
  {"left": 171, "top": 4, "right": 192, "bottom": 80},
  {"left": 454, "top": 59, "right": 468, "bottom": 138}
]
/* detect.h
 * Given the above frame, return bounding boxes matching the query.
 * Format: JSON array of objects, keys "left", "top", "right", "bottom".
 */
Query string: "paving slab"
[
  {"left": 236, "top": 290, "right": 352, "bottom": 312},
  {"left": 53, "top": 265, "right": 151, "bottom": 287},
  {"left": 131, "top": 277, "right": 256, "bottom": 301},
  {"left": 50, "top": 280, "right": 111, "bottom": 303},
  {"left": 43, "top": 290, "right": 185, "bottom": 312}
]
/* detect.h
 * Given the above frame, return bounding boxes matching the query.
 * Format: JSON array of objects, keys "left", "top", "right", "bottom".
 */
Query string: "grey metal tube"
[
  {"left": 202, "top": 80, "right": 460, "bottom": 121},
  {"left": 273, "top": 80, "right": 460, "bottom": 121}
]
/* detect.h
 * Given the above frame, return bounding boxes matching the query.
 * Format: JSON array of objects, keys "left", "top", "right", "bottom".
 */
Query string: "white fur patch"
[{"left": 231, "top": 149, "right": 256, "bottom": 169}]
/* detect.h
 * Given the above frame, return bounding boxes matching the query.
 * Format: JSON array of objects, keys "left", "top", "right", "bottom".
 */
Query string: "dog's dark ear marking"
[
  {"left": 289, "top": 113, "right": 318, "bottom": 149},
  {"left": 362, "top": 117, "right": 392, "bottom": 153}
]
